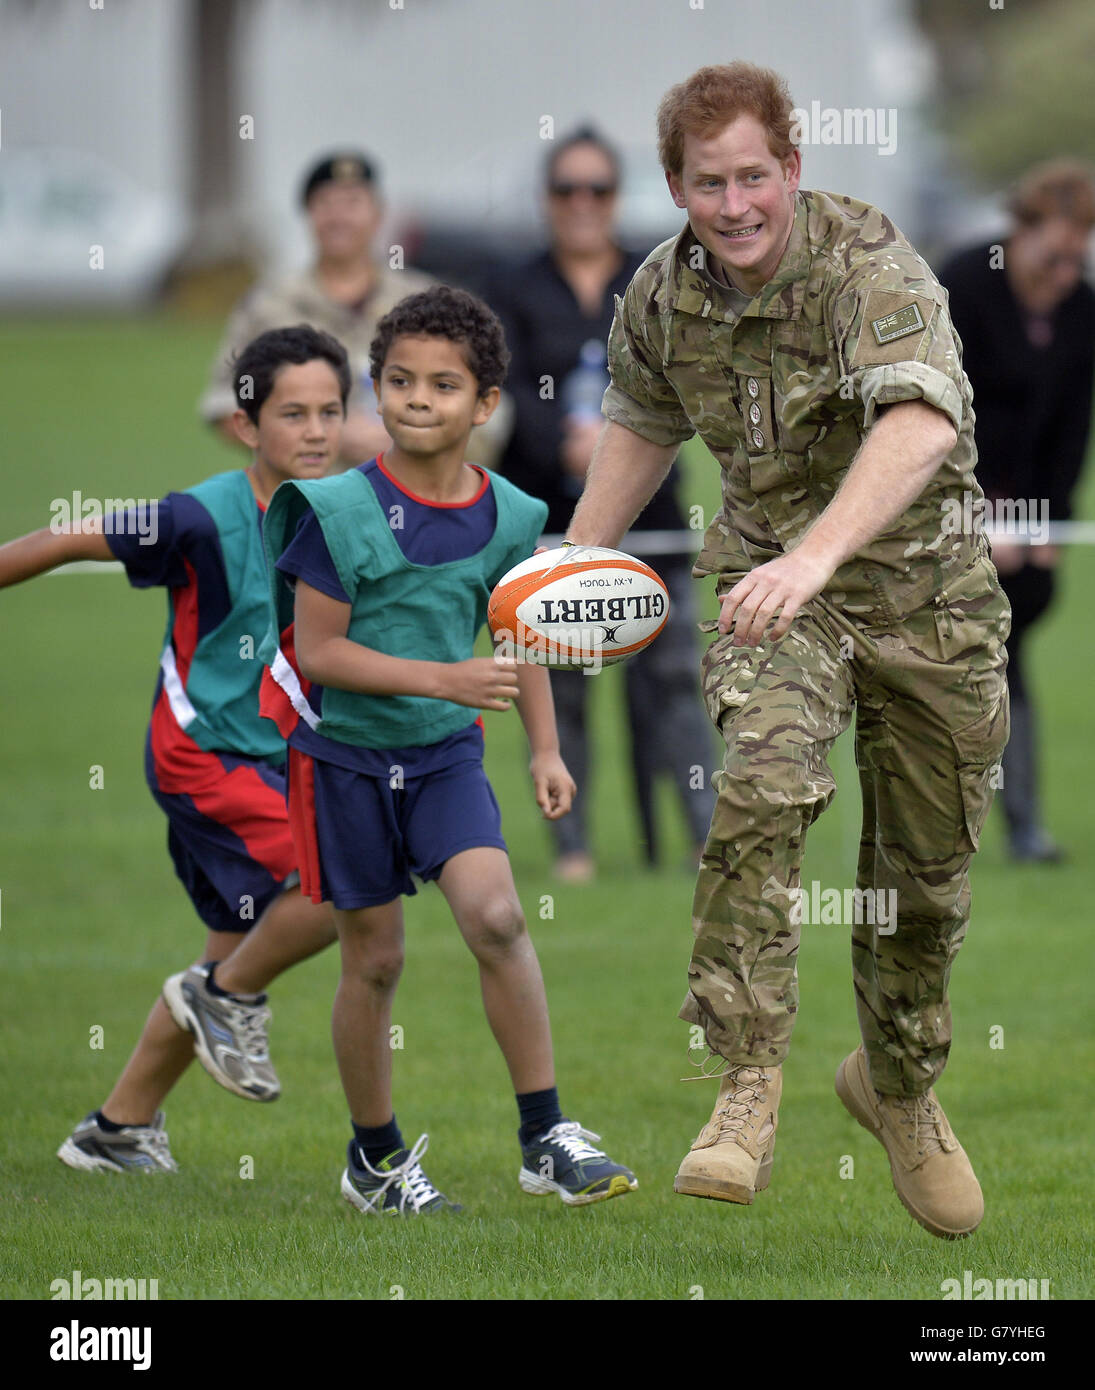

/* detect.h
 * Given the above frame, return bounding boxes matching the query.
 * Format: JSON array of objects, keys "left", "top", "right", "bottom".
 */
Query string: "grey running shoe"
[
  {"left": 341, "top": 1133, "right": 461, "bottom": 1216},
  {"left": 163, "top": 963, "right": 280, "bottom": 1101},
  {"left": 58, "top": 1111, "right": 178, "bottom": 1173}
]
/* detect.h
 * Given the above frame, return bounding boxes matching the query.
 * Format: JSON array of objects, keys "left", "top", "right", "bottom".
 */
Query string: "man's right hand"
[{"left": 439, "top": 656, "right": 521, "bottom": 711}]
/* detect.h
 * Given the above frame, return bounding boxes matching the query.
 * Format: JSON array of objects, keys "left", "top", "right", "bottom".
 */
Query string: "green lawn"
[{"left": 0, "top": 317, "right": 1092, "bottom": 1301}]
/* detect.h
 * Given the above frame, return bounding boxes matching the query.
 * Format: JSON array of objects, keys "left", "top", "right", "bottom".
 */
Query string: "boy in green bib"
[
  {"left": 0, "top": 326, "right": 347, "bottom": 1171},
  {"left": 261, "top": 287, "right": 636, "bottom": 1212}
]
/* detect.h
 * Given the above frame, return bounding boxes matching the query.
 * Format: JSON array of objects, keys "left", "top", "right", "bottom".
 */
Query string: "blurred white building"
[{"left": 0, "top": 0, "right": 939, "bottom": 302}]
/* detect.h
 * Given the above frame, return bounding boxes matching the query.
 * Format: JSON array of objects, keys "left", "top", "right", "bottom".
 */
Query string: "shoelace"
[
  {"left": 135, "top": 1120, "right": 176, "bottom": 1170},
  {"left": 712, "top": 1066, "right": 767, "bottom": 1140},
  {"left": 358, "top": 1133, "right": 443, "bottom": 1213},
  {"left": 540, "top": 1122, "right": 606, "bottom": 1163},
  {"left": 682, "top": 1047, "right": 739, "bottom": 1083},
  {"left": 890, "top": 1092, "right": 947, "bottom": 1157},
  {"left": 230, "top": 1002, "right": 272, "bottom": 1062}
]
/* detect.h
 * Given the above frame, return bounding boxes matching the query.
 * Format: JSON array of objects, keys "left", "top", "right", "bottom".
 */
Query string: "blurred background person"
[
  {"left": 940, "top": 160, "right": 1095, "bottom": 863},
  {"left": 200, "top": 152, "right": 424, "bottom": 465},
  {"left": 200, "top": 150, "right": 508, "bottom": 469},
  {"left": 488, "top": 126, "right": 716, "bottom": 881}
]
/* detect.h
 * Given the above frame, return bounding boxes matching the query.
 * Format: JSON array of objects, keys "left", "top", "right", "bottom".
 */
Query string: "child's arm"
[
  {"left": 292, "top": 578, "right": 521, "bottom": 711},
  {"left": 0, "top": 520, "right": 114, "bottom": 589},
  {"left": 514, "top": 661, "right": 575, "bottom": 821}
]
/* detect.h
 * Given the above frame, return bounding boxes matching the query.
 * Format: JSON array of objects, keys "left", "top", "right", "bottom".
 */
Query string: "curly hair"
[
  {"left": 657, "top": 62, "right": 796, "bottom": 176},
  {"left": 369, "top": 285, "right": 509, "bottom": 394}
]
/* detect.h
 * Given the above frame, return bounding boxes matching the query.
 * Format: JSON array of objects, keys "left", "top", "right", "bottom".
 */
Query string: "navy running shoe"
[
  {"left": 519, "top": 1120, "right": 637, "bottom": 1206},
  {"left": 341, "top": 1133, "right": 461, "bottom": 1216}
]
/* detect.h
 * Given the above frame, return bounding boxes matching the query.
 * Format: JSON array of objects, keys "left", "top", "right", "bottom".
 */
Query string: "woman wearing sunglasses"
[{"left": 488, "top": 126, "right": 716, "bottom": 882}]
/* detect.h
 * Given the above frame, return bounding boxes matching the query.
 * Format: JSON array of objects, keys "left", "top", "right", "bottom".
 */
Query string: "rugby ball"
[{"left": 488, "top": 545, "right": 669, "bottom": 669}]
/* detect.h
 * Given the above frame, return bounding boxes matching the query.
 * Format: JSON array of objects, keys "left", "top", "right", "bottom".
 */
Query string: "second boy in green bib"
[{"left": 261, "top": 286, "right": 636, "bottom": 1213}]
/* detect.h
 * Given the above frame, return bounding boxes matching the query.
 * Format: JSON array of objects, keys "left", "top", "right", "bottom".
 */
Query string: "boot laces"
[
  {"left": 713, "top": 1066, "right": 766, "bottom": 1140},
  {"left": 892, "top": 1092, "right": 946, "bottom": 1157}
]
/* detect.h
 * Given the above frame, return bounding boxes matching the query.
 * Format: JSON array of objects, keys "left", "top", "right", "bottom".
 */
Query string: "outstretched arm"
[
  {"left": 513, "top": 660, "right": 575, "bottom": 820},
  {"left": 0, "top": 519, "right": 114, "bottom": 589}
]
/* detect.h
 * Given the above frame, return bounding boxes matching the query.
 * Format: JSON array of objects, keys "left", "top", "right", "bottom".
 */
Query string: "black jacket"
[
  {"left": 939, "top": 242, "right": 1095, "bottom": 521},
  {"left": 487, "top": 248, "right": 687, "bottom": 544}
]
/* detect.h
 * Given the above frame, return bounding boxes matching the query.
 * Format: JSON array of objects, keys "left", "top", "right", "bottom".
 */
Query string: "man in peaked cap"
[
  {"left": 201, "top": 150, "right": 516, "bottom": 468},
  {"left": 563, "top": 62, "right": 1011, "bottom": 1240}
]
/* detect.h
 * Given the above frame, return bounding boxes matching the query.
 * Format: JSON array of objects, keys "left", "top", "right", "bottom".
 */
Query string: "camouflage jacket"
[{"left": 603, "top": 189, "right": 986, "bottom": 621}]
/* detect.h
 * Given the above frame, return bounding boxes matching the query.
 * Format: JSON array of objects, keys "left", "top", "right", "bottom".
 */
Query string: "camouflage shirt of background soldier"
[{"left": 603, "top": 189, "right": 986, "bottom": 623}]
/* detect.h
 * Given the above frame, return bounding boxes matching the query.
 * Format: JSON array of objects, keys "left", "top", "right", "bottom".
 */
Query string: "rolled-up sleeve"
[
  {"left": 602, "top": 288, "right": 695, "bottom": 447},
  {"left": 856, "top": 361, "right": 964, "bottom": 433}
]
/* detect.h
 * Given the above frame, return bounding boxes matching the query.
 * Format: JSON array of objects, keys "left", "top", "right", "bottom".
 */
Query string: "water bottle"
[{"left": 561, "top": 339, "right": 609, "bottom": 423}]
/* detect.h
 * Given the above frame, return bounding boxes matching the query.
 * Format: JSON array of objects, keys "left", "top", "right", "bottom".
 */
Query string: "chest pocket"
[
  {"left": 736, "top": 369, "right": 797, "bottom": 494},
  {"left": 661, "top": 341, "right": 741, "bottom": 449}
]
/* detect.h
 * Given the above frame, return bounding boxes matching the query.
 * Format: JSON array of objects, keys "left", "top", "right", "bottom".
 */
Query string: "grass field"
[{"left": 1, "top": 317, "right": 1093, "bottom": 1303}]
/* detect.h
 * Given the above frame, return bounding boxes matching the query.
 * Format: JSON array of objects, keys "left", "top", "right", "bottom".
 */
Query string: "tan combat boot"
[
  {"left": 835, "top": 1046, "right": 984, "bottom": 1239},
  {"left": 673, "top": 1063, "right": 780, "bottom": 1204}
]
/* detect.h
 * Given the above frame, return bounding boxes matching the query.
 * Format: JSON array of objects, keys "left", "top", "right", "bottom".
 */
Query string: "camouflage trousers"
[{"left": 681, "top": 549, "right": 1011, "bottom": 1096}]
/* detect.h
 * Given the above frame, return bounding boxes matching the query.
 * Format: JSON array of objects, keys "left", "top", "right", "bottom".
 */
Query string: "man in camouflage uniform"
[{"left": 564, "top": 62, "right": 1010, "bottom": 1238}]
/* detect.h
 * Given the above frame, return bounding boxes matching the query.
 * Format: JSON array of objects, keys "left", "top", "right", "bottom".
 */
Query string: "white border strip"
[
  {"left": 159, "top": 644, "right": 198, "bottom": 730},
  {"left": 269, "top": 648, "right": 320, "bottom": 731}
]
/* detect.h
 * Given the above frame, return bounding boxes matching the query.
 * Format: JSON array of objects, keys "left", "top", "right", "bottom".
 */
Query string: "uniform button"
[
  {"left": 751, "top": 428, "right": 765, "bottom": 448},
  {"left": 746, "top": 377, "right": 760, "bottom": 398},
  {"left": 749, "top": 402, "right": 762, "bottom": 426}
]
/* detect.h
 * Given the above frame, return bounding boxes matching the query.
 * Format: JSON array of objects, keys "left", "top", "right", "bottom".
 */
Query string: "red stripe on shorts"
[
  {"left": 186, "top": 764, "right": 297, "bottom": 882},
  {"left": 288, "top": 747, "right": 324, "bottom": 905}
]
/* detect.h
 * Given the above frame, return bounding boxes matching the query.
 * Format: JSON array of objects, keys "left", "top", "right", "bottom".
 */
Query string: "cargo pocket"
[
  {"left": 950, "top": 691, "right": 1010, "bottom": 852},
  {"left": 698, "top": 630, "right": 751, "bottom": 733}
]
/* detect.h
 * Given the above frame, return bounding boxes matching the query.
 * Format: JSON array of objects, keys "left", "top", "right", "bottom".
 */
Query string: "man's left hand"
[{"left": 719, "top": 548, "right": 834, "bottom": 646}]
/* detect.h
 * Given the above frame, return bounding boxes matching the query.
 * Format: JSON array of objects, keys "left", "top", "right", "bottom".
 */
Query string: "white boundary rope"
[
  {"left": 541, "top": 523, "right": 1095, "bottom": 555},
  {"left": 44, "top": 523, "right": 1095, "bottom": 576}
]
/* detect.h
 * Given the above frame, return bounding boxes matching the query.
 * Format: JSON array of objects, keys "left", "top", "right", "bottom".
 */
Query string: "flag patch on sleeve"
[{"left": 870, "top": 302, "right": 925, "bottom": 344}]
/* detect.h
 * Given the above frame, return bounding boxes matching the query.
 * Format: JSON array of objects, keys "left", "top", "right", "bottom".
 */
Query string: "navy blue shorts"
[
  {"left": 288, "top": 748, "right": 506, "bottom": 910},
  {"left": 146, "top": 736, "right": 298, "bottom": 934}
]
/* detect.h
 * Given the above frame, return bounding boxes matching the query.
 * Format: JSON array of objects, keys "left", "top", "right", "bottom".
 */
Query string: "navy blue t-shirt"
[
  {"left": 107, "top": 491, "right": 265, "bottom": 738},
  {"left": 106, "top": 492, "right": 237, "bottom": 629},
  {"left": 276, "top": 456, "right": 501, "bottom": 776}
]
